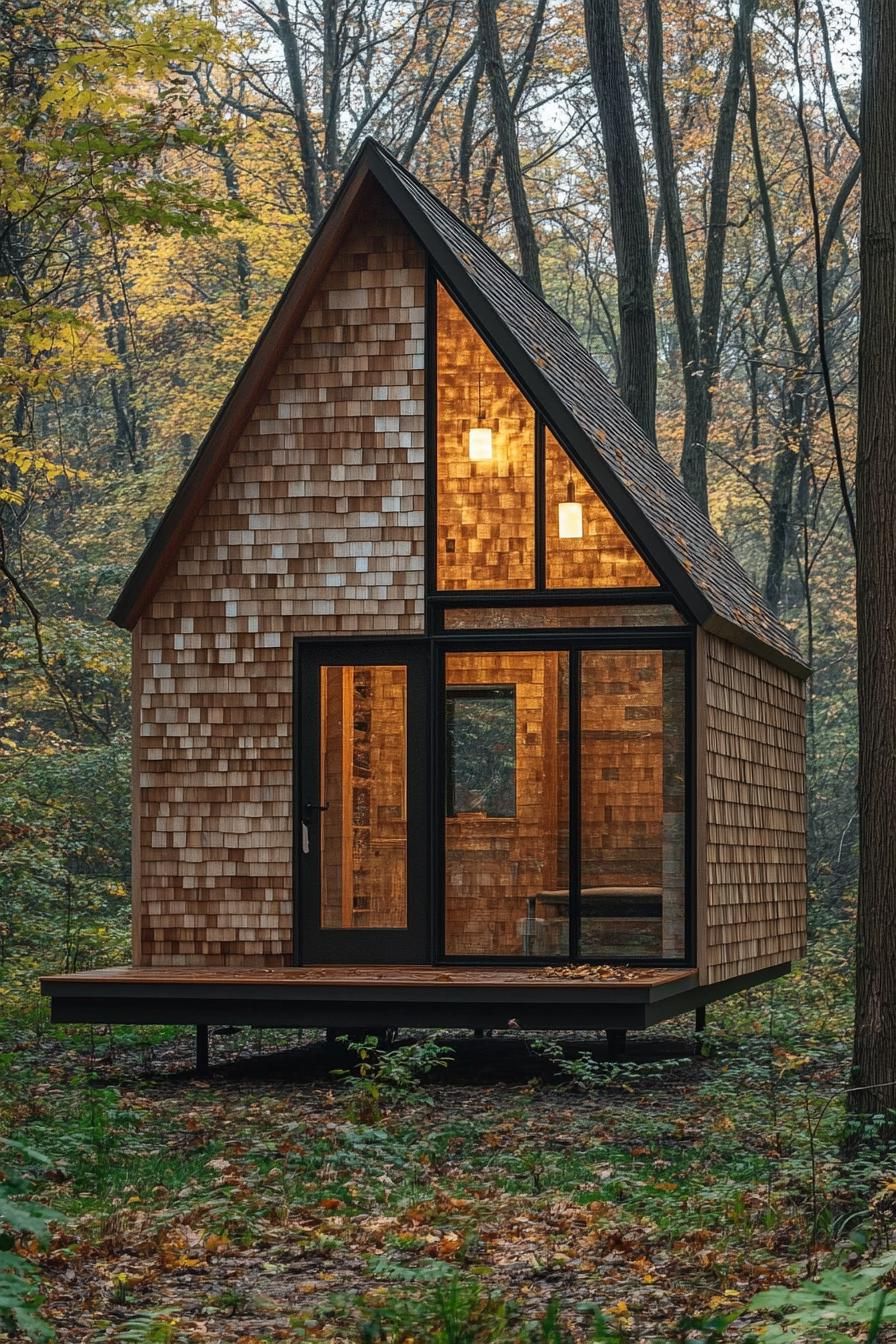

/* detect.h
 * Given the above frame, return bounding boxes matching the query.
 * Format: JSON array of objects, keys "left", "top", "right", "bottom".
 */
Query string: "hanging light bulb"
[
  {"left": 468, "top": 427, "right": 493, "bottom": 461},
  {"left": 558, "top": 477, "right": 583, "bottom": 539},
  {"left": 468, "top": 369, "right": 493, "bottom": 461}
]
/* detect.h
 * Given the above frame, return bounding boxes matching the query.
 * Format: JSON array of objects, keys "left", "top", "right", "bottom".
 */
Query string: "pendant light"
[
  {"left": 467, "top": 369, "right": 493, "bottom": 461},
  {"left": 558, "top": 477, "right": 583, "bottom": 539}
]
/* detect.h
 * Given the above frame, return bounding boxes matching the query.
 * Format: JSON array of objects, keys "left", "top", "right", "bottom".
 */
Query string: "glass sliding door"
[{"left": 441, "top": 642, "right": 688, "bottom": 962}]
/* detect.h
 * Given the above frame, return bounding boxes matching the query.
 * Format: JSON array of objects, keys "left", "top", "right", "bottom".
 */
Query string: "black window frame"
[{"left": 431, "top": 628, "right": 695, "bottom": 967}]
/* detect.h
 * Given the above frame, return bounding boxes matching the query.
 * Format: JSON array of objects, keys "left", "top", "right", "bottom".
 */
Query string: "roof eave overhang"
[{"left": 702, "top": 612, "right": 811, "bottom": 681}]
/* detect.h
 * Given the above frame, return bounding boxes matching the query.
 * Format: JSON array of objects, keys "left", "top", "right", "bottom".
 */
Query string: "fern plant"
[
  {"left": 333, "top": 1035, "right": 454, "bottom": 1123},
  {"left": 0, "top": 1139, "right": 56, "bottom": 1341},
  {"left": 747, "top": 1252, "right": 896, "bottom": 1342}
]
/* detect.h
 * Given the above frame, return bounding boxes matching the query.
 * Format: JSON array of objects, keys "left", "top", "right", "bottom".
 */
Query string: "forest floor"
[{"left": 1, "top": 924, "right": 891, "bottom": 1344}]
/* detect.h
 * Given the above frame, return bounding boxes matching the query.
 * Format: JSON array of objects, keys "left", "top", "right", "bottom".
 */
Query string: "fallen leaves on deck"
[{"left": 540, "top": 964, "right": 647, "bottom": 982}]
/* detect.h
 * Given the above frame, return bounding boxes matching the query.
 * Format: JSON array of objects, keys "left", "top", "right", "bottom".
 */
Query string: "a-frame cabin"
[{"left": 42, "top": 140, "right": 808, "bottom": 1052}]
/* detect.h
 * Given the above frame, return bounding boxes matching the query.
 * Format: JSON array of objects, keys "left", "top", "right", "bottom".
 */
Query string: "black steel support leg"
[
  {"left": 695, "top": 1005, "right": 706, "bottom": 1055},
  {"left": 196, "top": 1024, "right": 209, "bottom": 1075},
  {"left": 606, "top": 1029, "right": 627, "bottom": 1060}
]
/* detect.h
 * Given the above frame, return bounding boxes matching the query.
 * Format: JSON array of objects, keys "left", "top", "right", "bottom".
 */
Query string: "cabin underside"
[{"left": 41, "top": 962, "right": 788, "bottom": 1034}]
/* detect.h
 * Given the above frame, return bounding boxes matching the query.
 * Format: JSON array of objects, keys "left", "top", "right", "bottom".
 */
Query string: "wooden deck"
[
  {"left": 36, "top": 962, "right": 794, "bottom": 1035},
  {"left": 42, "top": 965, "right": 695, "bottom": 990}
]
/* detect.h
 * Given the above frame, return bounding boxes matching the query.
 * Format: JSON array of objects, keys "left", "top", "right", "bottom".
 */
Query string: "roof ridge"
[{"left": 363, "top": 137, "right": 583, "bottom": 338}]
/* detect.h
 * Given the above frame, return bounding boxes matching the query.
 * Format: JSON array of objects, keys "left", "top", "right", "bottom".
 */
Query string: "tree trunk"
[
  {"left": 850, "top": 0, "right": 896, "bottom": 1121},
  {"left": 321, "top": 0, "right": 342, "bottom": 199},
  {"left": 764, "top": 381, "right": 810, "bottom": 614},
  {"left": 745, "top": 32, "right": 810, "bottom": 612},
  {"left": 477, "top": 0, "right": 543, "bottom": 297},
  {"left": 644, "top": 0, "right": 700, "bottom": 472},
  {"left": 459, "top": 45, "right": 485, "bottom": 223},
  {"left": 645, "top": 0, "right": 756, "bottom": 514},
  {"left": 274, "top": 0, "right": 323, "bottom": 226},
  {"left": 584, "top": 0, "right": 656, "bottom": 442}
]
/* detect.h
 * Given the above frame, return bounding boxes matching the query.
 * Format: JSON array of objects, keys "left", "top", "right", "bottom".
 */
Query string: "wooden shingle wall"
[
  {"left": 135, "top": 197, "right": 425, "bottom": 965},
  {"left": 704, "top": 635, "right": 807, "bottom": 982}
]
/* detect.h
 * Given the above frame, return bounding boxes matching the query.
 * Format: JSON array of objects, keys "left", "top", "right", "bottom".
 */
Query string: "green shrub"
[
  {"left": 333, "top": 1035, "right": 454, "bottom": 1123},
  {"left": 746, "top": 1252, "right": 896, "bottom": 1342}
]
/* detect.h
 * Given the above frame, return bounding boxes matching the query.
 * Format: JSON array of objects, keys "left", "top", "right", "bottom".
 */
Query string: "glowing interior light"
[
  {"left": 467, "top": 368, "right": 493, "bottom": 461},
  {"left": 558, "top": 478, "right": 583, "bottom": 539},
  {"left": 468, "top": 426, "right": 493, "bottom": 461}
]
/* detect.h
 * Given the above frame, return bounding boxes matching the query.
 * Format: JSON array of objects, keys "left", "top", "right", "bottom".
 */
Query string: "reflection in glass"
[
  {"left": 447, "top": 687, "right": 516, "bottom": 817},
  {"left": 442, "top": 605, "right": 684, "bottom": 630}
]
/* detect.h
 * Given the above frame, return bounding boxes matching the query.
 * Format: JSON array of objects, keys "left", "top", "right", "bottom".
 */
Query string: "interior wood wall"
[
  {"left": 134, "top": 192, "right": 425, "bottom": 965},
  {"left": 444, "top": 651, "right": 568, "bottom": 955},
  {"left": 436, "top": 285, "right": 536, "bottom": 589},
  {"left": 703, "top": 634, "right": 807, "bottom": 982},
  {"left": 319, "top": 664, "right": 407, "bottom": 930},
  {"left": 544, "top": 431, "right": 657, "bottom": 589},
  {"left": 434, "top": 285, "right": 658, "bottom": 593}
]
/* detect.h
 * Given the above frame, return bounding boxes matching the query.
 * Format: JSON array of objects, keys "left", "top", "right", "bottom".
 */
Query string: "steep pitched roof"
[{"left": 111, "top": 138, "right": 807, "bottom": 677}]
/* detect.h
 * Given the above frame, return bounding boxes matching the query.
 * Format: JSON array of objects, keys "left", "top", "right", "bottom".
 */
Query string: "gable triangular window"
[
  {"left": 434, "top": 282, "right": 658, "bottom": 592},
  {"left": 544, "top": 430, "right": 656, "bottom": 588}
]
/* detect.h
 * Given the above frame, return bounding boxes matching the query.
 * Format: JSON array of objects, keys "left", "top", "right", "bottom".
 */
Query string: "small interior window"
[{"left": 446, "top": 686, "right": 517, "bottom": 817}]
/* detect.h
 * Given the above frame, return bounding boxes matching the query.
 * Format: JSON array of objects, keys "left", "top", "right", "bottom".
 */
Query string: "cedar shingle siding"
[{"left": 135, "top": 200, "right": 425, "bottom": 964}]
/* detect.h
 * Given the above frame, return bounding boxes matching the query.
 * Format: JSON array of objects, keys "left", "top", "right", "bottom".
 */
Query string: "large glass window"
[
  {"left": 443, "top": 646, "right": 687, "bottom": 960},
  {"left": 544, "top": 431, "right": 658, "bottom": 589},
  {"left": 434, "top": 284, "right": 659, "bottom": 593},
  {"left": 444, "top": 651, "right": 570, "bottom": 957},
  {"left": 578, "top": 649, "right": 686, "bottom": 958}
]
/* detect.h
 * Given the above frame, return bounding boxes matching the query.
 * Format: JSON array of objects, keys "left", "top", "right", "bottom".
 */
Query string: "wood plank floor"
[{"left": 42, "top": 964, "right": 696, "bottom": 991}]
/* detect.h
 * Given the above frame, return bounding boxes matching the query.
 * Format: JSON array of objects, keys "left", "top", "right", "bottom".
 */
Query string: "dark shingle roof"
[
  {"left": 368, "top": 143, "right": 803, "bottom": 671},
  {"left": 111, "top": 137, "right": 806, "bottom": 675}
]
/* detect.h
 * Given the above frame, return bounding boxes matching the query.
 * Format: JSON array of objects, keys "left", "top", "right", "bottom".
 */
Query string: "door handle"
[{"left": 303, "top": 801, "right": 330, "bottom": 817}]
